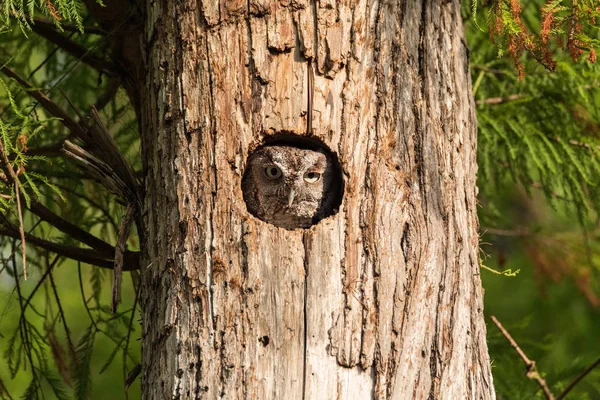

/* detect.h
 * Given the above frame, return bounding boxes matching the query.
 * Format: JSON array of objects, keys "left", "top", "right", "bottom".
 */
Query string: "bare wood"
[
  {"left": 112, "top": 202, "right": 136, "bottom": 313},
  {"left": 490, "top": 315, "right": 555, "bottom": 400},
  {"left": 140, "top": 0, "right": 494, "bottom": 399}
]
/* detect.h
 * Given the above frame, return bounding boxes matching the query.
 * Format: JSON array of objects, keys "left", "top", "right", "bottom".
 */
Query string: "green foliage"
[
  {"left": 74, "top": 325, "right": 95, "bottom": 400},
  {"left": 465, "top": 2, "right": 600, "bottom": 399},
  {"left": 1, "top": 0, "right": 99, "bottom": 33},
  {"left": 466, "top": 2, "right": 600, "bottom": 224},
  {"left": 0, "top": 76, "right": 64, "bottom": 212},
  {"left": 476, "top": 0, "right": 600, "bottom": 76},
  {"left": 0, "top": 0, "right": 596, "bottom": 399}
]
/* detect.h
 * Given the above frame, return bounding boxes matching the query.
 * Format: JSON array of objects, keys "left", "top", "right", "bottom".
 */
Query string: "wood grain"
[{"left": 140, "top": 0, "right": 495, "bottom": 398}]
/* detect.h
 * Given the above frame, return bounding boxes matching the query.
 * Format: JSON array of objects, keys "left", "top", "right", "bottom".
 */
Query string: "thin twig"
[
  {"left": 10, "top": 241, "right": 41, "bottom": 393},
  {"left": 476, "top": 94, "right": 525, "bottom": 106},
  {"left": 481, "top": 227, "right": 530, "bottom": 237},
  {"left": 31, "top": 16, "right": 108, "bottom": 35},
  {"left": 18, "top": 255, "right": 61, "bottom": 329},
  {"left": 556, "top": 356, "right": 600, "bottom": 400},
  {"left": 48, "top": 260, "right": 77, "bottom": 367},
  {"left": 112, "top": 203, "right": 135, "bottom": 313},
  {"left": 0, "top": 141, "right": 27, "bottom": 279},
  {"left": 77, "top": 263, "right": 137, "bottom": 365},
  {"left": 30, "top": 22, "right": 117, "bottom": 76},
  {"left": 14, "top": 180, "right": 26, "bottom": 279},
  {"left": 0, "top": 63, "right": 86, "bottom": 138},
  {"left": 490, "top": 315, "right": 555, "bottom": 400},
  {"left": 123, "top": 274, "right": 141, "bottom": 395},
  {"left": 0, "top": 220, "right": 140, "bottom": 270}
]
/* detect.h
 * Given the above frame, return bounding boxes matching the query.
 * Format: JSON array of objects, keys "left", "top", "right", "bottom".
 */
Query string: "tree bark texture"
[{"left": 140, "top": 0, "right": 495, "bottom": 399}]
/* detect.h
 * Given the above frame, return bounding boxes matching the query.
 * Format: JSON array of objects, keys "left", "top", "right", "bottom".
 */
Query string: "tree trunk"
[{"left": 140, "top": 0, "right": 495, "bottom": 398}]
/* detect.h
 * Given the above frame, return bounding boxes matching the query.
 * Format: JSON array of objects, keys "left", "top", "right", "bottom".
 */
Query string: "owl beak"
[{"left": 287, "top": 188, "right": 295, "bottom": 207}]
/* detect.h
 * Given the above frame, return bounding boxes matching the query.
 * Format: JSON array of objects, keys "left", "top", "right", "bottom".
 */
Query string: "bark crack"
[
  {"left": 205, "top": 30, "right": 217, "bottom": 332},
  {"left": 301, "top": 231, "right": 310, "bottom": 400}
]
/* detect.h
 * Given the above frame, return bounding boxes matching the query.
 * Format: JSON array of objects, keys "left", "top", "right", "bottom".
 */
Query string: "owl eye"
[
  {"left": 264, "top": 166, "right": 282, "bottom": 179},
  {"left": 304, "top": 171, "right": 321, "bottom": 183}
]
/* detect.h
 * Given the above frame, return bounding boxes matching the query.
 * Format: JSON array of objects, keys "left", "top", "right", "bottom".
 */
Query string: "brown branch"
[
  {"left": 490, "top": 315, "right": 555, "bottom": 400},
  {"left": 0, "top": 224, "right": 140, "bottom": 270},
  {"left": 0, "top": 63, "right": 86, "bottom": 139},
  {"left": 476, "top": 94, "right": 525, "bottom": 106},
  {"left": 51, "top": 181, "right": 120, "bottom": 234},
  {"left": 481, "top": 227, "right": 530, "bottom": 237},
  {"left": 566, "top": 1, "right": 577, "bottom": 54},
  {"left": 112, "top": 202, "right": 135, "bottom": 313},
  {"left": 28, "top": 199, "right": 115, "bottom": 256},
  {"left": 10, "top": 143, "right": 65, "bottom": 159},
  {"left": 472, "top": 65, "right": 512, "bottom": 76},
  {"left": 0, "top": 141, "right": 27, "bottom": 279},
  {"left": 556, "top": 356, "right": 600, "bottom": 400},
  {"left": 0, "top": 64, "right": 138, "bottom": 201},
  {"left": 565, "top": 138, "right": 600, "bottom": 152},
  {"left": 32, "top": 16, "right": 108, "bottom": 35},
  {"left": 30, "top": 22, "right": 118, "bottom": 76},
  {"left": 14, "top": 180, "right": 26, "bottom": 279},
  {"left": 94, "top": 79, "right": 121, "bottom": 111}
]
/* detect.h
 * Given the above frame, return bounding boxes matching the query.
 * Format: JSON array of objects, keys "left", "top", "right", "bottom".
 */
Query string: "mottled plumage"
[{"left": 242, "top": 145, "right": 339, "bottom": 229}]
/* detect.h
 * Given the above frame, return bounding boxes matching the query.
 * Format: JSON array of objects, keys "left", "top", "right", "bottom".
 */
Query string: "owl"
[{"left": 242, "top": 145, "right": 341, "bottom": 229}]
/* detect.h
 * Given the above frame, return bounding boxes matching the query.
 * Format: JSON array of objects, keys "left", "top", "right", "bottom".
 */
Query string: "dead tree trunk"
[{"left": 140, "top": 0, "right": 495, "bottom": 398}]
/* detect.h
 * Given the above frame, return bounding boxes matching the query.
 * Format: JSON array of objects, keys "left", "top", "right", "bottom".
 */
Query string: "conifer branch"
[
  {"left": 28, "top": 200, "right": 116, "bottom": 256},
  {"left": 0, "top": 62, "right": 86, "bottom": 138},
  {"left": 491, "top": 315, "right": 555, "bottom": 400},
  {"left": 0, "top": 218, "right": 140, "bottom": 270},
  {"left": 48, "top": 263, "right": 77, "bottom": 378},
  {"left": 556, "top": 356, "right": 600, "bottom": 400},
  {"left": 30, "top": 22, "right": 118, "bottom": 77},
  {"left": 32, "top": 16, "right": 107, "bottom": 35},
  {"left": 9, "top": 143, "right": 65, "bottom": 158},
  {"left": 0, "top": 140, "right": 27, "bottom": 279}
]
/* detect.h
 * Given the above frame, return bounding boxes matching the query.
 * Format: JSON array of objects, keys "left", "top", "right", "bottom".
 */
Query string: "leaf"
[
  {"left": 98, "top": 338, "right": 125, "bottom": 374},
  {"left": 74, "top": 325, "right": 96, "bottom": 400}
]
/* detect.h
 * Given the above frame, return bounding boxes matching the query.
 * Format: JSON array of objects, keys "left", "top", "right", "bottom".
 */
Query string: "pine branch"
[
  {"left": 556, "top": 357, "right": 600, "bottom": 400},
  {"left": 48, "top": 266, "right": 77, "bottom": 380},
  {"left": 28, "top": 199, "right": 116, "bottom": 256},
  {"left": 491, "top": 315, "right": 555, "bottom": 400},
  {"left": 0, "top": 62, "right": 86, "bottom": 138},
  {"left": 0, "top": 141, "right": 27, "bottom": 279},
  {"left": 32, "top": 16, "right": 107, "bottom": 36},
  {"left": 51, "top": 181, "right": 120, "bottom": 234},
  {"left": 9, "top": 242, "right": 40, "bottom": 393},
  {"left": 0, "top": 219, "right": 140, "bottom": 270},
  {"left": 9, "top": 143, "right": 65, "bottom": 159},
  {"left": 30, "top": 22, "right": 118, "bottom": 77}
]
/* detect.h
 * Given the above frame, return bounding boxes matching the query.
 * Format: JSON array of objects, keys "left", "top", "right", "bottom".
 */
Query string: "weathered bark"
[{"left": 140, "top": 0, "right": 494, "bottom": 399}]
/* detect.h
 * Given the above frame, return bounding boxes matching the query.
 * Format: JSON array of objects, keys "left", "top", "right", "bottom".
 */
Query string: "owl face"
[{"left": 242, "top": 145, "right": 334, "bottom": 229}]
